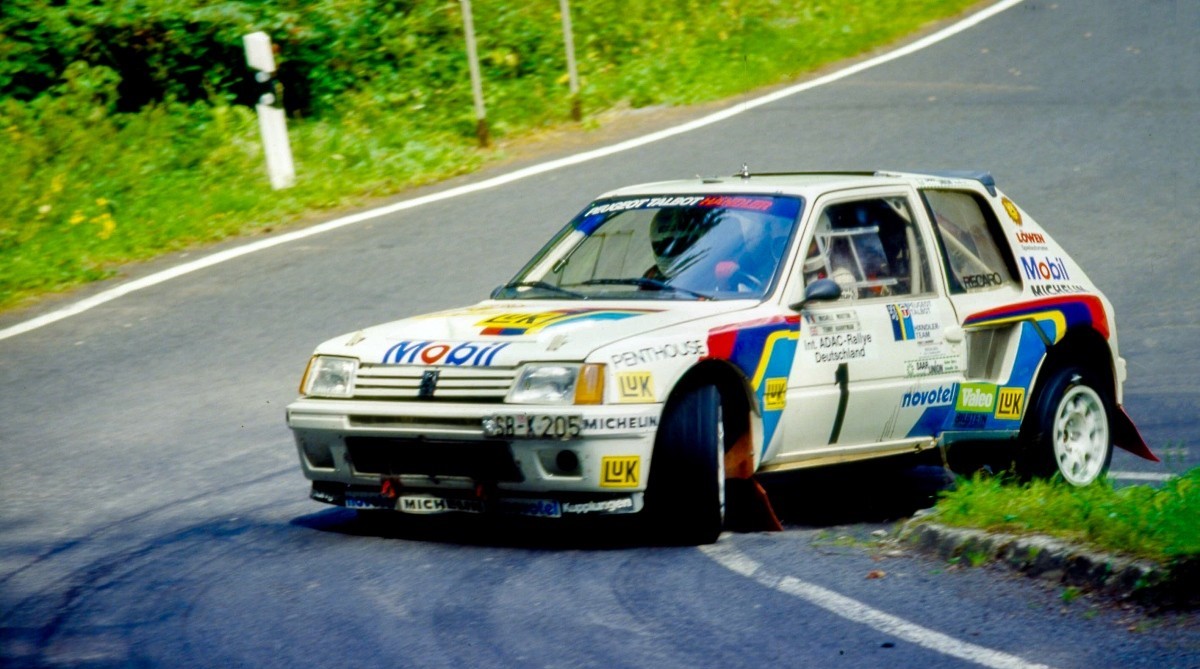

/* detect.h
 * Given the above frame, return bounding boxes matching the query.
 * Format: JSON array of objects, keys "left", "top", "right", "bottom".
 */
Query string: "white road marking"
[
  {"left": 1108, "top": 471, "right": 1175, "bottom": 482},
  {"left": 701, "top": 540, "right": 1056, "bottom": 669},
  {"left": 0, "top": 0, "right": 1025, "bottom": 343}
]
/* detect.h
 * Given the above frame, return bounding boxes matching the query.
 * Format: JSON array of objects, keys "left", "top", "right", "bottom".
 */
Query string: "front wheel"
[
  {"left": 1019, "top": 366, "right": 1113, "bottom": 486},
  {"left": 644, "top": 382, "right": 725, "bottom": 544}
]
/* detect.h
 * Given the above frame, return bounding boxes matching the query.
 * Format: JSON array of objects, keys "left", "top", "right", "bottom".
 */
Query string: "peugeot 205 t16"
[{"left": 286, "top": 169, "right": 1157, "bottom": 544}]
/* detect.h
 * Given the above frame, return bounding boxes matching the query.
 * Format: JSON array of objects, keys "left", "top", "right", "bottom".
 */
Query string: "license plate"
[{"left": 486, "top": 414, "right": 582, "bottom": 439}]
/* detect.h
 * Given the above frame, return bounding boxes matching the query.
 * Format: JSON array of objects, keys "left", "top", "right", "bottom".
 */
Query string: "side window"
[
  {"left": 802, "top": 196, "right": 932, "bottom": 300},
  {"left": 921, "top": 190, "right": 1018, "bottom": 294}
]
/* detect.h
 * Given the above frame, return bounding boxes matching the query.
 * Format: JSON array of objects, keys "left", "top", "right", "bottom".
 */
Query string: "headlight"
[
  {"left": 300, "top": 356, "right": 358, "bottom": 398},
  {"left": 508, "top": 363, "right": 605, "bottom": 405}
]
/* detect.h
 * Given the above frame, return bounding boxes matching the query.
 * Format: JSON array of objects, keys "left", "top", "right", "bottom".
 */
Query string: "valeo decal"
[
  {"left": 995, "top": 386, "right": 1025, "bottom": 420},
  {"left": 956, "top": 382, "right": 997, "bottom": 413}
]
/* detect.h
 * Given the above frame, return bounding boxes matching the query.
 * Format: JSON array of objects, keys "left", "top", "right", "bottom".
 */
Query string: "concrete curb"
[{"left": 899, "top": 521, "right": 1195, "bottom": 607}]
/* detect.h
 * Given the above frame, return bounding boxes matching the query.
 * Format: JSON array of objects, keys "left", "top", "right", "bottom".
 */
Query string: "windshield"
[{"left": 495, "top": 195, "right": 804, "bottom": 301}]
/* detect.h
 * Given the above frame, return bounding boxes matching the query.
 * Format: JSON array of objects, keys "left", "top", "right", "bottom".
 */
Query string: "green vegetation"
[
  {"left": 932, "top": 469, "right": 1200, "bottom": 565},
  {"left": 0, "top": 0, "right": 980, "bottom": 310}
]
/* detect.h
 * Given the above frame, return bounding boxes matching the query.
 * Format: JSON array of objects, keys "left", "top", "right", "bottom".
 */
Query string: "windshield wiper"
[
  {"left": 496, "top": 281, "right": 587, "bottom": 299},
  {"left": 580, "top": 278, "right": 712, "bottom": 301}
]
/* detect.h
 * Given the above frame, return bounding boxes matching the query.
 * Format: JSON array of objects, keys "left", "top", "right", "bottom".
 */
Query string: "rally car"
[{"left": 286, "top": 169, "right": 1157, "bottom": 544}]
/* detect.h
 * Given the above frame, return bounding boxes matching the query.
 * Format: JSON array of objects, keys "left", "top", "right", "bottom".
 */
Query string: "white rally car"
[{"left": 286, "top": 170, "right": 1157, "bottom": 543}]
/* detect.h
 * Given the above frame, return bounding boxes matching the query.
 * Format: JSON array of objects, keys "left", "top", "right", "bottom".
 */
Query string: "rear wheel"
[
  {"left": 644, "top": 382, "right": 725, "bottom": 544},
  {"left": 1019, "top": 365, "right": 1113, "bottom": 486}
]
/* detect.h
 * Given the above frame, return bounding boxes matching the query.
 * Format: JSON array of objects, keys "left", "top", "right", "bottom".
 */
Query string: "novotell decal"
[
  {"left": 477, "top": 309, "right": 659, "bottom": 336},
  {"left": 963, "top": 295, "right": 1109, "bottom": 344},
  {"left": 901, "top": 385, "right": 956, "bottom": 408}
]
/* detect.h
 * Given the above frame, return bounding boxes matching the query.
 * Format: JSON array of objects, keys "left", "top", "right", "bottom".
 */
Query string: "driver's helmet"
[{"left": 649, "top": 207, "right": 716, "bottom": 274}]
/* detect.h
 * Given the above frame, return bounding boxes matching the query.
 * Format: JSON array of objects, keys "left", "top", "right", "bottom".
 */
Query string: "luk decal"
[
  {"left": 1019, "top": 255, "right": 1071, "bottom": 283},
  {"left": 1002, "top": 197, "right": 1022, "bottom": 225},
  {"left": 383, "top": 340, "right": 510, "bottom": 366},
  {"left": 995, "top": 386, "right": 1025, "bottom": 420},
  {"left": 764, "top": 378, "right": 787, "bottom": 411},
  {"left": 611, "top": 339, "right": 705, "bottom": 368},
  {"left": 477, "top": 309, "right": 656, "bottom": 336},
  {"left": 956, "top": 383, "right": 997, "bottom": 413},
  {"left": 600, "top": 456, "right": 640, "bottom": 488},
  {"left": 901, "top": 384, "right": 956, "bottom": 408},
  {"left": 615, "top": 371, "right": 654, "bottom": 403}
]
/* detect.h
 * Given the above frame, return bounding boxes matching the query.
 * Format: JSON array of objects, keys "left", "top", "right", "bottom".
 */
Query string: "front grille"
[
  {"left": 345, "top": 437, "right": 524, "bottom": 482},
  {"left": 353, "top": 364, "right": 514, "bottom": 402}
]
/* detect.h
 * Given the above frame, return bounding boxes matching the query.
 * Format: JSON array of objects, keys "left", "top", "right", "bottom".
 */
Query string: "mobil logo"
[
  {"left": 383, "top": 340, "right": 510, "bottom": 366},
  {"left": 1019, "top": 255, "right": 1070, "bottom": 282},
  {"left": 901, "top": 384, "right": 955, "bottom": 408}
]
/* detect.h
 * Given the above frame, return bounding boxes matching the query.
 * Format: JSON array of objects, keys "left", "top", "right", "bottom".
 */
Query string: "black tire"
[
  {"left": 644, "top": 382, "right": 725, "bottom": 545},
  {"left": 1017, "top": 365, "right": 1113, "bottom": 486}
]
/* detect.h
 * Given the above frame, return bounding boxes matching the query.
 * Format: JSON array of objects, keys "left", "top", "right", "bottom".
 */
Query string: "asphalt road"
[{"left": 1, "top": 1, "right": 1197, "bottom": 667}]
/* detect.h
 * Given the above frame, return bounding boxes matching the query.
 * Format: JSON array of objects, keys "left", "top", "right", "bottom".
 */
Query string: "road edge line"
[{"left": 0, "top": 0, "right": 1025, "bottom": 343}]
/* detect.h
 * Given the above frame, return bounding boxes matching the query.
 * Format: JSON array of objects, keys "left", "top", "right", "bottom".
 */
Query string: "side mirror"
[{"left": 789, "top": 278, "right": 841, "bottom": 311}]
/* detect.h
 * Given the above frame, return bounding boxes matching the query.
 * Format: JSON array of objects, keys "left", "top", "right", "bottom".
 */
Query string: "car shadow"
[
  {"left": 289, "top": 457, "right": 960, "bottom": 549},
  {"left": 757, "top": 459, "right": 955, "bottom": 528}
]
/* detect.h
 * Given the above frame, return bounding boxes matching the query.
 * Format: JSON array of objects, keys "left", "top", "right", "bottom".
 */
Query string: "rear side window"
[{"left": 921, "top": 190, "right": 1018, "bottom": 294}]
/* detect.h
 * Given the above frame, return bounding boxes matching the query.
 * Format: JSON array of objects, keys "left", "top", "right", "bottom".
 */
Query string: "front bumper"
[{"left": 286, "top": 398, "right": 662, "bottom": 517}]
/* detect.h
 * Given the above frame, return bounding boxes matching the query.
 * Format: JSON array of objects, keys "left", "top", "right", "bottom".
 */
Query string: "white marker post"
[
  {"left": 459, "top": 0, "right": 489, "bottom": 147},
  {"left": 559, "top": 0, "right": 581, "bottom": 121},
  {"left": 243, "top": 31, "right": 295, "bottom": 190}
]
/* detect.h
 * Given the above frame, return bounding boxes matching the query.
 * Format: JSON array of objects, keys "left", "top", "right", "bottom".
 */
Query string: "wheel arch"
[
  {"left": 667, "top": 359, "right": 759, "bottom": 476},
  {"left": 1034, "top": 326, "right": 1116, "bottom": 401}
]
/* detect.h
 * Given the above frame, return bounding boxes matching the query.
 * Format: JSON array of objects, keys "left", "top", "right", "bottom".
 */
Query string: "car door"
[
  {"left": 773, "top": 188, "right": 965, "bottom": 464},
  {"left": 918, "top": 187, "right": 1030, "bottom": 431}
]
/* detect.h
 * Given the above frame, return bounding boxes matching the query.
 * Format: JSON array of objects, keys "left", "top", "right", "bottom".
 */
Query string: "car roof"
[{"left": 599, "top": 169, "right": 998, "bottom": 199}]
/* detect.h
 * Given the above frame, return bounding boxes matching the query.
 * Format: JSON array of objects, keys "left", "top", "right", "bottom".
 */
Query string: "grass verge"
[
  {"left": 0, "top": 0, "right": 981, "bottom": 312},
  {"left": 931, "top": 468, "right": 1200, "bottom": 566}
]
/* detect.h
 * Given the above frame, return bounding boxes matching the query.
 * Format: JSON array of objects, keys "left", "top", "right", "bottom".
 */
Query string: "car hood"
[{"left": 312, "top": 299, "right": 761, "bottom": 367}]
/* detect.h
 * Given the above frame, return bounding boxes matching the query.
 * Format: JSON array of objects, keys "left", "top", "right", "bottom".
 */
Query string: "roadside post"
[
  {"left": 243, "top": 31, "right": 296, "bottom": 190},
  {"left": 459, "top": 0, "right": 489, "bottom": 147},
  {"left": 559, "top": 0, "right": 581, "bottom": 121}
]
